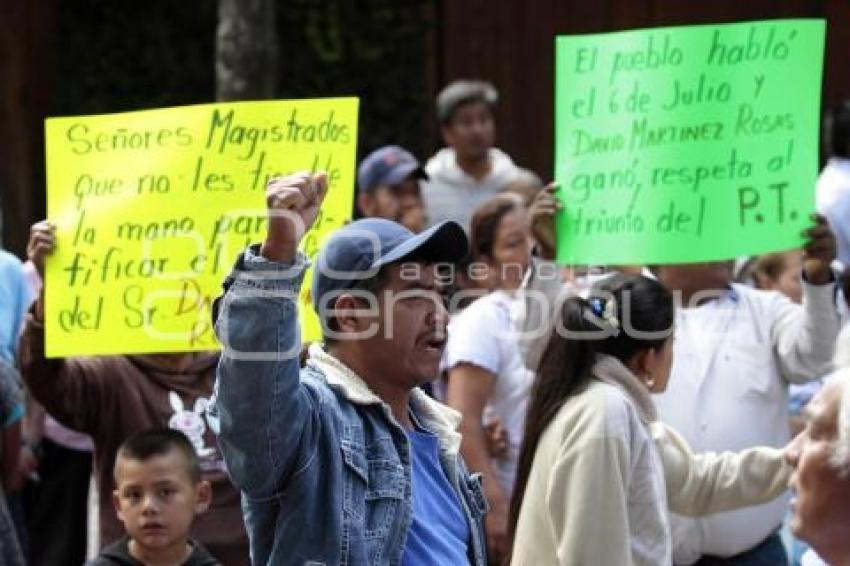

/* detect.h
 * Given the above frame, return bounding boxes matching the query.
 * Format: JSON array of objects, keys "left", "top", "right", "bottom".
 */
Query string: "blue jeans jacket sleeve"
[{"left": 213, "top": 246, "right": 315, "bottom": 499}]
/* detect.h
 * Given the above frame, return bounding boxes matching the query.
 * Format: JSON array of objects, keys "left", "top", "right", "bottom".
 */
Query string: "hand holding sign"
[
  {"left": 261, "top": 172, "right": 329, "bottom": 263},
  {"left": 44, "top": 98, "right": 358, "bottom": 357},
  {"left": 801, "top": 214, "right": 836, "bottom": 284},
  {"left": 529, "top": 183, "right": 561, "bottom": 260},
  {"left": 554, "top": 19, "right": 826, "bottom": 265},
  {"left": 27, "top": 220, "right": 56, "bottom": 322},
  {"left": 27, "top": 220, "right": 56, "bottom": 278}
]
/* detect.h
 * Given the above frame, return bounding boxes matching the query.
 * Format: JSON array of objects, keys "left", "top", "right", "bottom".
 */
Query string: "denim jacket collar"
[{"left": 307, "top": 343, "right": 463, "bottom": 456}]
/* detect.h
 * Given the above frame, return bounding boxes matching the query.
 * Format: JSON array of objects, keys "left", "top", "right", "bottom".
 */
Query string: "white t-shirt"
[
  {"left": 445, "top": 290, "right": 533, "bottom": 493},
  {"left": 422, "top": 147, "right": 519, "bottom": 232}
]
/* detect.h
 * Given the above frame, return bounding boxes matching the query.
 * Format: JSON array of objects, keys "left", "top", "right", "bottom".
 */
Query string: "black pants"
[{"left": 24, "top": 438, "right": 92, "bottom": 566}]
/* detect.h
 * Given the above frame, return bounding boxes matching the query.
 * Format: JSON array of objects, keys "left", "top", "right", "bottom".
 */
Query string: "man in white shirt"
[
  {"left": 422, "top": 80, "right": 520, "bottom": 232},
  {"left": 652, "top": 215, "right": 840, "bottom": 565},
  {"left": 816, "top": 100, "right": 850, "bottom": 268}
]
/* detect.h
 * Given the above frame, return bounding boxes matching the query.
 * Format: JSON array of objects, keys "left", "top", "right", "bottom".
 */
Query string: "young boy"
[
  {"left": 88, "top": 429, "right": 220, "bottom": 566},
  {"left": 23, "top": 220, "right": 248, "bottom": 564}
]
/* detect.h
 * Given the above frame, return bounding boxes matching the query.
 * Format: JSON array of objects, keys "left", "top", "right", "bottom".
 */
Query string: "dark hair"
[
  {"left": 437, "top": 80, "right": 498, "bottom": 125},
  {"left": 825, "top": 100, "right": 850, "bottom": 159},
  {"left": 469, "top": 193, "right": 523, "bottom": 261},
  {"left": 508, "top": 274, "right": 674, "bottom": 546},
  {"left": 115, "top": 428, "right": 201, "bottom": 484}
]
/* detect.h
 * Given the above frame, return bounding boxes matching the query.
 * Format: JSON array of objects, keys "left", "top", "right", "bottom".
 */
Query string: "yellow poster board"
[{"left": 45, "top": 98, "right": 358, "bottom": 357}]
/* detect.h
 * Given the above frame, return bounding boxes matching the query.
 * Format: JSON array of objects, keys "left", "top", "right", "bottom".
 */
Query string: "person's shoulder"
[
  {"left": 819, "top": 158, "right": 850, "bottom": 182},
  {"left": 423, "top": 147, "right": 455, "bottom": 178},
  {"left": 730, "top": 282, "right": 772, "bottom": 296},
  {"left": 448, "top": 293, "right": 500, "bottom": 331},
  {"left": 0, "top": 249, "right": 21, "bottom": 264},
  {"left": 85, "top": 537, "right": 133, "bottom": 565},
  {"left": 300, "top": 362, "right": 332, "bottom": 394},
  {"left": 817, "top": 160, "right": 850, "bottom": 213},
  {"left": 535, "top": 380, "right": 642, "bottom": 466},
  {"left": 300, "top": 360, "right": 354, "bottom": 411},
  {"left": 552, "top": 380, "right": 637, "bottom": 436},
  {"left": 732, "top": 283, "right": 800, "bottom": 315},
  {"left": 594, "top": 380, "right": 643, "bottom": 424},
  {"left": 0, "top": 250, "right": 23, "bottom": 275},
  {"left": 489, "top": 147, "right": 518, "bottom": 168},
  {"left": 89, "top": 354, "right": 151, "bottom": 380},
  {"left": 488, "top": 289, "right": 520, "bottom": 309},
  {"left": 448, "top": 294, "right": 513, "bottom": 351},
  {"left": 456, "top": 291, "right": 505, "bottom": 319},
  {"left": 728, "top": 282, "right": 786, "bottom": 307},
  {"left": 185, "top": 539, "right": 222, "bottom": 566}
]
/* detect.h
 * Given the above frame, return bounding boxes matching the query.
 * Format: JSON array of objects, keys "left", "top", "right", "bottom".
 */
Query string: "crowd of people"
[{"left": 0, "top": 80, "right": 850, "bottom": 565}]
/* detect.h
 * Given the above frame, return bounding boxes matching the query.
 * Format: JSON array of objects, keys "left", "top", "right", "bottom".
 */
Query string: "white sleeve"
[
  {"left": 770, "top": 281, "right": 840, "bottom": 384},
  {"left": 655, "top": 423, "right": 791, "bottom": 517}
]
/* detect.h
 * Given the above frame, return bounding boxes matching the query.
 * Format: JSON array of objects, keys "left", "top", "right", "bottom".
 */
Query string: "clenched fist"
[{"left": 261, "top": 172, "right": 329, "bottom": 262}]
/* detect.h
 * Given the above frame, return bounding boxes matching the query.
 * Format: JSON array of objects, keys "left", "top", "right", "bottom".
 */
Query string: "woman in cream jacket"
[{"left": 509, "top": 274, "right": 790, "bottom": 566}]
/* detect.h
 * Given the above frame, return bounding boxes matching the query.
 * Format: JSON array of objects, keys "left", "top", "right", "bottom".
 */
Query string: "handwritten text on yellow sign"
[{"left": 45, "top": 98, "right": 358, "bottom": 357}]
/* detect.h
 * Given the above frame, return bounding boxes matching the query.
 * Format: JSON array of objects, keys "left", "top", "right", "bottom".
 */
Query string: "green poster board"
[{"left": 554, "top": 19, "right": 825, "bottom": 265}]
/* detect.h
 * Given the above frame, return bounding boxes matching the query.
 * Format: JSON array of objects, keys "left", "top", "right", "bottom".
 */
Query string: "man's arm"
[
  {"left": 772, "top": 280, "right": 841, "bottom": 383},
  {"left": 446, "top": 363, "right": 510, "bottom": 563},
  {"left": 213, "top": 172, "right": 328, "bottom": 499},
  {"left": 19, "top": 313, "right": 106, "bottom": 434},
  {"left": 772, "top": 214, "right": 841, "bottom": 383},
  {"left": 516, "top": 183, "right": 574, "bottom": 371},
  {"left": 515, "top": 257, "right": 573, "bottom": 372},
  {"left": 213, "top": 248, "right": 316, "bottom": 498},
  {"left": 19, "top": 221, "right": 107, "bottom": 434}
]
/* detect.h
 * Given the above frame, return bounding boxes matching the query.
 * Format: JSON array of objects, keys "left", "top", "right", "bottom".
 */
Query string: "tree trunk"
[{"left": 216, "top": 0, "right": 278, "bottom": 101}]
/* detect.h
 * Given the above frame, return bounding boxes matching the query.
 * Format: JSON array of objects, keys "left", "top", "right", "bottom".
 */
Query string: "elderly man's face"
[{"left": 785, "top": 379, "right": 850, "bottom": 551}]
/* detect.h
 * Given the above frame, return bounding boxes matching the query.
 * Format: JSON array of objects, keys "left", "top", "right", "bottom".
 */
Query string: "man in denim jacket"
[{"left": 212, "top": 171, "right": 488, "bottom": 565}]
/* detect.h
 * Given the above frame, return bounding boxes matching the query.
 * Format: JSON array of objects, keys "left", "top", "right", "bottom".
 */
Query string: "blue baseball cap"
[
  {"left": 357, "top": 146, "right": 427, "bottom": 194},
  {"left": 311, "top": 218, "right": 467, "bottom": 312}
]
